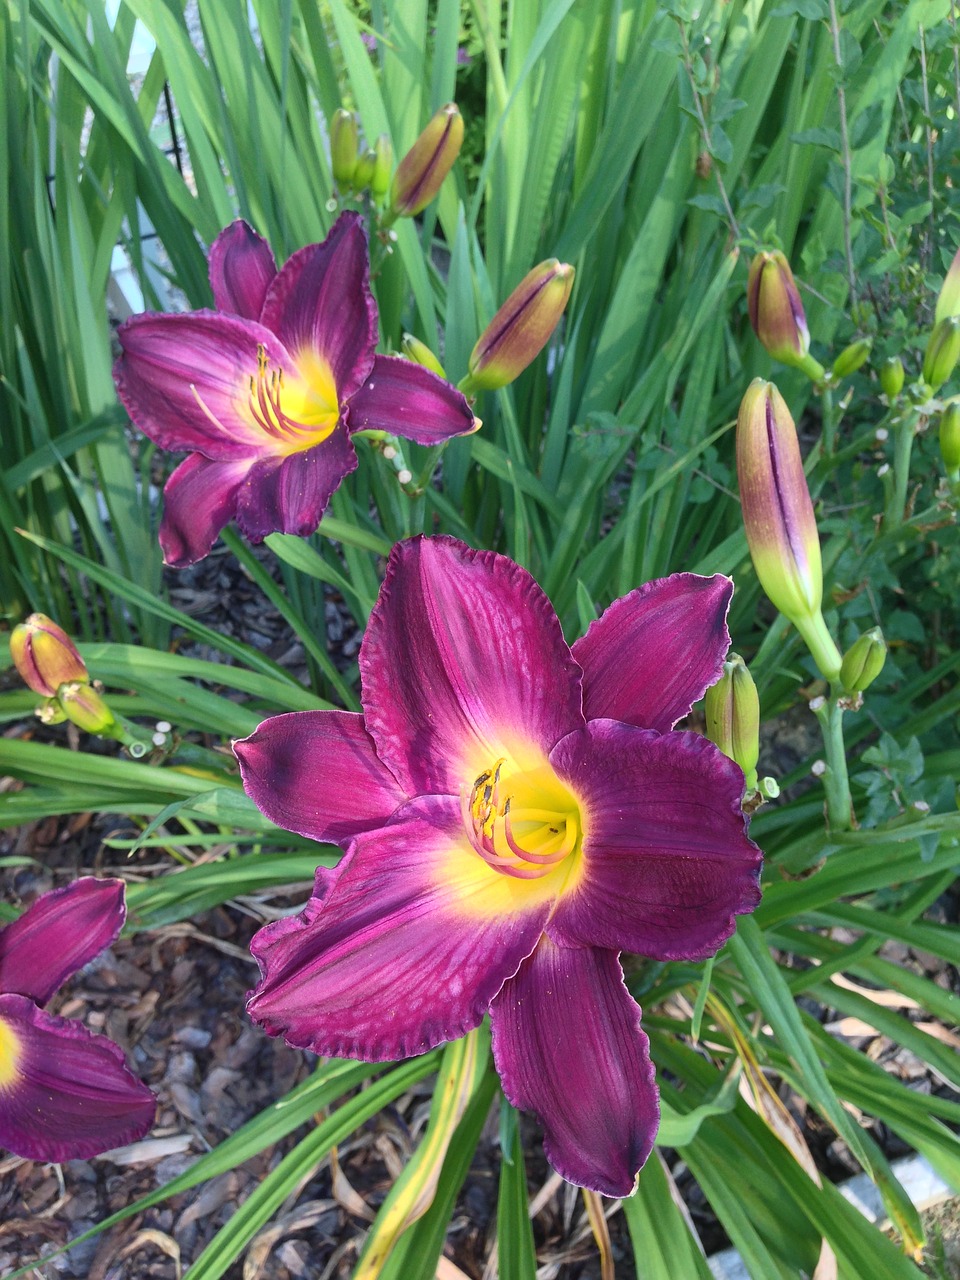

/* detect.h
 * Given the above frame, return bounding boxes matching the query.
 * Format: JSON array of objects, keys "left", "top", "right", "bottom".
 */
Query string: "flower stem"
[
  {"left": 812, "top": 690, "right": 855, "bottom": 831},
  {"left": 820, "top": 383, "right": 838, "bottom": 455},
  {"left": 885, "top": 408, "right": 918, "bottom": 529}
]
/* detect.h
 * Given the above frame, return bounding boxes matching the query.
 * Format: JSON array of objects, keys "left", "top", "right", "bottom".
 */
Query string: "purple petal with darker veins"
[
  {"left": 359, "top": 537, "right": 584, "bottom": 797},
  {"left": 261, "top": 213, "right": 377, "bottom": 404},
  {"left": 0, "top": 994, "right": 155, "bottom": 1163},
  {"left": 208, "top": 220, "right": 277, "bottom": 320},
  {"left": 159, "top": 453, "right": 251, "bottom": 568},
  {"left": 347, "top": 356, "right": 476, "bottom": 443},
  {"left": 235, "top": 710, "right": 407, "bottom": 846},
  {"left": 547, "top": 721, "right": 761, "bottom": 960},
  {"left": 0, "top": 877, "right": 125, "bottom": 1006},
  {"left": 233, "top": 431, "right": 357, "bottom": 543},
  {"left": 114, "top": 311, "right": 295, "bottom": 458},
  {"left": 247, "top": 795, "right": 550, "bottom": 1061},
  {"left": 572, "top": 573, "right": 733, "bottom": 732},
  {"left": 490, "top": 939, "right": 657, "bottom": 1197}
]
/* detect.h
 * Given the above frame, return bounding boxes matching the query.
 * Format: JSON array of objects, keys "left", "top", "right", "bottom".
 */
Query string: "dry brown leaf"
[{"left": 830, "top": 972, "right": 921, "bottom": 1009}]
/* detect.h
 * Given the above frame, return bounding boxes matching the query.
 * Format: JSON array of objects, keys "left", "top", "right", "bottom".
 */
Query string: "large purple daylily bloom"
[
  {"left": 235, "top": 537, "right": 762, "bottom": 1196},
  {"left": 114, "top": 214, "right": 476, "bottom": 567},
  {"left": 0, "top": 878, "right": 155, "bottom": 1162}
]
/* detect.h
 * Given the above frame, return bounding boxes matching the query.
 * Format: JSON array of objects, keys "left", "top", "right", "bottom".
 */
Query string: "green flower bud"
[
  {"left": 839, "top": 627, "right": 886, "bottom": 694},
  {"left": 736, "top": 379, "right": 842, "bottom": 680},
  {"left": 939, "top": 403, "right": 960, "bottom": 476},
  {"left": 831, "top": 338, "right": 871, "bottom": 380},
  {"left": 389, "top": 103, "right": 463, "bottom": 218},
  {"left": 57, "top": 681, "right": 121, "bottom": 737},
  {"left": 353, "top": 148, "right": 377, "bottom": 192},
  {"left": 923, "top": 317, "right": 960, "bottom": 391},
  {"left": 935, "top": 245, "right": 960, "bottom": 326},
  {"left": 331, "top": 109, "right": 360, "bottom": 190},
  {"left": 10, "top": 613, "right": 88, "bottom": 697},
  {"left": 459, "top": 260, "right": 575, "bottom": 394},
  {"left": 878, "top": 355, "right": 904, "bottom": 399},
  {"left": 370, "top": 134, "right": 393, "bottom": 203},
  {"left": 401, "top": 333, "right": 446, "bottom": 378},
  {"left": 704, "top": 653, "right": 761, "bottom": 790}
]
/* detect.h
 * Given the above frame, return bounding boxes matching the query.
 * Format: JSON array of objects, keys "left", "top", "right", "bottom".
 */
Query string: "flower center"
[
  {"left": 461, "top": 758, "right": 583, "bottom": 881},
  {"left": 0, "top": 1016, "right": 21, "bottom": 1090}
]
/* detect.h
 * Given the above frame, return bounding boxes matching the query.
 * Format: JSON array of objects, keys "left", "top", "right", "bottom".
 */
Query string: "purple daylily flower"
[
  {"left": 114, "top": 214, "right": 476, "bottom": 567},
  {"left": 235, "top": 536, "right": 762, "bottom": 1196},
  {"left": 0, "top": 878, "right": 155, "bottom": 1162}
]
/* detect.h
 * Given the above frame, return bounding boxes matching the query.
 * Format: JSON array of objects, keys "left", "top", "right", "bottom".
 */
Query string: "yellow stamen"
[{"left": 0, "top": 1016, "right": 22, "bottom": 1090}]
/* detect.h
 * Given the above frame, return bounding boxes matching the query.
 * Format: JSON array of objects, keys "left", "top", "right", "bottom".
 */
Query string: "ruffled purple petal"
[
  {"left": 547, "top": 721, "right": 761, "bottom": 960},
  {"left": 235, "top": 710, "right": 407, "bottom": 845},
  {"left": 490, "top": 939, "right": 657, "bottom": 1197},
  {"left": 359, "top": 536, "right": 585, "bottom": 797},
  {"left": 114, "top": 311, "right": 296, "bottom": 458},
  {"left": 0, "top": 878, "right": 125, "bottom": 1006},
  {"left": 572, "top": 574, "right": 733, "bottom": 732},
  {"left": 232, "top": 430, "right": 358, "bottom": 543},
  {"left": 347, "top": 355, "right": 476, "bottom": 443},
  {"left": 0, "top": 994, "right": 155, "bottom": 1163},
  {"left": 247, "top": 795, "right": 551, "bottom": 1061},
  {"left": 208, "top": 219, "right": 277, "bottom": 320},
  {"left": 261, "top": 213, "right": 377, "bottom": 404},
  {"left": 159, "top": 453, "right": 251, "bottom": 568}
]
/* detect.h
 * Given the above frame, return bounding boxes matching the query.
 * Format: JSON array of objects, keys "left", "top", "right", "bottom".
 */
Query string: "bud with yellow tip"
[
  {"left": 388, "top": 103, "right": 463, "bottom": 219},
  {"left": 704, "top": 653, "right": 761, "bottom": 791},
  {"left": 459, "top": 260, "right": 575, "bottom": 395},
  {"left": 9, "top": 613, "right": 88, "bottom": 697},
  {"left": 736, "top": 379, "right": 842, "bottom": 681}
]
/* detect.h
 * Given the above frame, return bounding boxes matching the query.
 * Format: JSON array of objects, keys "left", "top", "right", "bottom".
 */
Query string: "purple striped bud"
[
  {"left": 736, "top": 379, "right": 842, "bottom": 680},
  {"left": 330, "top": 109, "right": 360, "bottom": 190},
  {"left": 460, "top": 260, "right": 575, "bottom": 394},
  {"left": 389, "top": 104, "right": 463, "bottom": 218},
  {"left": 935, "top": 245, "right": 960, "bottom": 326},
  {"left": 704, "top": 653, "right": 760, "bottom": 791},
  {"left": 746, "top": 251, "right": 810, "bottom": 367},
  {"left": 10, "top": 614, "right": 88, "bottom": 697},
  {"left": 923, "top": 317, "right": 960, "bottom": 391}
]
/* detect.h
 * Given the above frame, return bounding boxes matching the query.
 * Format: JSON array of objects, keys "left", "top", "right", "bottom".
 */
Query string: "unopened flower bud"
[
  {"left": 57, "top": 681, "right": 121, "bottom": 737},
  {"left": 704, "top": 653, "right": 760, "bottom": 790},
  {"left": 935, "top": 245, "right": 960, "bottom": 326},
  {"left": 831, "top": 338, "right": 871, "bottom": 380},
  {"left": 331, "top": 109, "right": 360, "bottom": 190},
  {"left": 370, "top": 134, "right": 392, "bottom": 203},
  {"left": 401, "top": 333, "right": 446, "bottom": 378},
  {"left": 389, "top": 103, "right": 463, "bottom": 218},
  {"left": 459, "top": 260, "right": 575, "bottom": 394},
  {"left": 10, "top": 613, "right": 88, "bottom": 697},
  {"left": 940, "top": 403, "right": 960, "bottom": 477},
  {"left": 736, "top": 379, "right": 842, "bottom": 680},
  {"left": 878, "top": 355, "right": 904, "bottom": 399},
  {"left": 746, "top": 250, "right": 810, "bottom": 367},
  {"left": 353, "top": 149, "right": 377, "bottom": 192},
  {"left": 840, "top": 627, "right": 886, "bottom": 694},
  {"left": 923, "top": 317, "right": 960, "bottom": 391}
]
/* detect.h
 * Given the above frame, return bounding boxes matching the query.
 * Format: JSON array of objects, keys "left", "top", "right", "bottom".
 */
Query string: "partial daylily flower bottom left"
[{"left": 0, "top": 878, "right": 155, "bottom": 1162}]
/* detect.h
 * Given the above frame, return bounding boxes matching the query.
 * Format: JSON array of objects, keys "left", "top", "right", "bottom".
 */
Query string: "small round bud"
[
  {"left": 704, "top": 652, "right": 761, "bottom": 791},
  {"left": 923, "top": 317, "right": 960, "bottom": 391},
  {"left": 330, "top": 109, "right": 360, "bottom": 190},
  {"left": 831, "top": 338, "right": 871, "bottom": 380},
  {"left": 878, "top": 355, "right": 904, "bottom": 399},
  {"left": 939, "top": 403, "right": 960, "bottom": 475},
  {"left": 57, "top": 681, "right": 121, "bottom": 737},
  {"left": 401, "top": 333, "right": 446, "bottom": 378},
  {"left": 839, "top": 627, "right": 886, "bottom": 694}
]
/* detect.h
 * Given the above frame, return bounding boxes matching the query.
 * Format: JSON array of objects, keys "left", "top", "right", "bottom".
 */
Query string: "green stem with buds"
[
  {"left": 819, "top": 383, "right": 838, "bottom": 455},
  {"left": 812, "top": 690, "right": 855, "bottom": 831},
  {"left": 885, "top": 407, "right": 919, "bottom": 529}
]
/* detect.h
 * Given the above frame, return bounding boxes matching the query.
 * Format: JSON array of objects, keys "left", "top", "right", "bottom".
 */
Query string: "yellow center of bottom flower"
[
  {"left": 461, "top": 758, "right": 584, "bottom": 882},
  {"left": 0, "top": 1016, "right": 22, "bottom": 1089}
]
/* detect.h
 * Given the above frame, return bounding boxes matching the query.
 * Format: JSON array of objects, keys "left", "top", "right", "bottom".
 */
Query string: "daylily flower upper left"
[
  {"left": 0, "top": 878, "right": 155, "bottom": 1162},
  {"left": 114, "top": 214, "right": 476, "bottom": 566}
]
